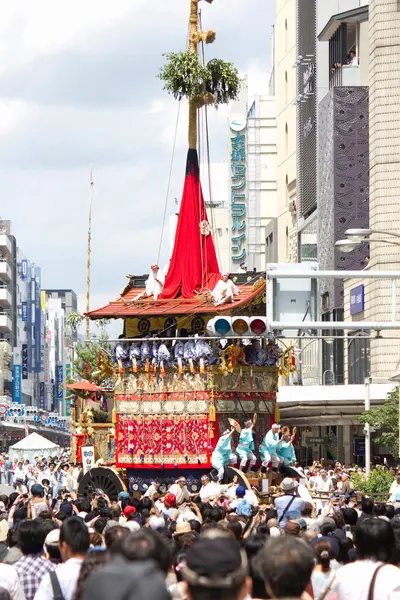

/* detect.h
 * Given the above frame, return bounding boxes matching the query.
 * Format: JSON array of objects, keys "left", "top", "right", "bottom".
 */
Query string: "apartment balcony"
[
  {"left": 0, "top": 315, "right": 12, "bottom": 333},
  {"left": 0, "top": 288, "right": 11, "bottom": 308},
  {"left": 330, "top": 65, "right": 360, "bottom": 89},
  {"left": 0, "top": 235, "right": 12, "bottom": 256},
  {"left": 0, "top": 341, "right": 12, "bottom": 357},
  {"left": 0, "top": 262, "right": 11, "bottom": 282}
]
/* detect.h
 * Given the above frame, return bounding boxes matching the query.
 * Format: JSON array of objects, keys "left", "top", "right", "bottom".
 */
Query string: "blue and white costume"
[
  {"left": 276, "top": 439, "right": 296, "bottom": 466},
  {"left": 212, "top": 430, "right": 237, "bottom": 482},
  {"left": 236, "top": 425, "right": 256, "bottom": 469},
  {"left": 259, "top": 426, "right": 281, "bottom": 468}
]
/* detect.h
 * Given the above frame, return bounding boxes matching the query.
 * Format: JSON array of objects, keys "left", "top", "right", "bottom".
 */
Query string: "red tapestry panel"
[{"left": 116, "top": 414, "right": 212, "bottom": 468}]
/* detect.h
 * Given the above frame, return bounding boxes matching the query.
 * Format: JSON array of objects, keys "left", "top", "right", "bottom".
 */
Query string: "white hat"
[
  {"left": 45, "top": 529, "right": 60, "bottom": 546},
  {"left": 124, "top": 521, "right": 140, "bottom": 532},
  {"left": 269, "top": 527, "right": 281, "bottom": 538},
  {"left": 280, "top": 478, "right": 298, "bottom": 492},
  {"left": 149, "top": 516, "right": 165, "bottom": 530}
]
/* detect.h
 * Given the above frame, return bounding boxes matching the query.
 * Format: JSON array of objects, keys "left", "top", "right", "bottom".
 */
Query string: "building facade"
[{"left": 275, "top": 0, "right": 298, "bottom": 263}]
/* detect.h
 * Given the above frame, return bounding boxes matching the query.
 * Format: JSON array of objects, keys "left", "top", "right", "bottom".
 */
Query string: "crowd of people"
[{"left": 0, "top": 457, "right": 397, "bottom": 600}]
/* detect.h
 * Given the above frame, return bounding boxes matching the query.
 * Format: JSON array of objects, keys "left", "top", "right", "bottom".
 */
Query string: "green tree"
[
  {"left": 352, "top": 467, "right": 393, "bottom": 496},
  {"left": 359, "top": 386, "right": 399, "bottom": 456}
]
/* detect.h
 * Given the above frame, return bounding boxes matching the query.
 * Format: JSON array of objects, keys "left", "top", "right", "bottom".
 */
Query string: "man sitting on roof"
[
  {"left": 211, "top": 273, "right": 239, "bottom": 306},
  {"left": 134, "top": 264, "right": 165, "bottom": 301}
]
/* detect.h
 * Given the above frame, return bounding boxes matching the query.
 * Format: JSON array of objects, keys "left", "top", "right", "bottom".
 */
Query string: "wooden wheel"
[{"left": 78, "top": 467, "right": 126, "bottom": 501}]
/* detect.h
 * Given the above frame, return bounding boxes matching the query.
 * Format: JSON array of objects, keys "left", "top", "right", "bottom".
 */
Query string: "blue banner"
[
  {"left": 13, "top": 365, "right": 22, "bottom": 403},
  {"left": 22, "top": 344, "right": 28, "bottom": 380},
  {"left": 56, "top": 365, "right": 63, "bottom": 401},
  {"left": 21, "top": 302, "right": 28, "bottom": 322},
  {"left": 39, "top": 382, "right": 45, "bottom": 410},
  {"left": 34, "top": 276, "right": 41, "bottom": 373},
  {"left": 21, "top": 259, "right": 28, "bottom": 281}
]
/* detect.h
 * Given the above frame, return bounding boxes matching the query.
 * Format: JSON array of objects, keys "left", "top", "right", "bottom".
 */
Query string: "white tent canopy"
[{"left": 9, "top": 433, "right": 60, "bottom": 461}]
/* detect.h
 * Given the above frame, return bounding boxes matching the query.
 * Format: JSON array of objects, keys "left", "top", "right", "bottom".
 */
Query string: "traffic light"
[{"left": 207, "top": 316, "right": 268, "bottom": 337}]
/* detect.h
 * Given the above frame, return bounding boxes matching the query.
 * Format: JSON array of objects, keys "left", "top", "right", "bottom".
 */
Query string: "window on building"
[
  {"left": 285, "top": 123, "right": 288, "bottom": 155},
  {"left": 285, "top": 18, "right": 288, "bottom": 52},
  {"left": 285, "top": 71, "right": 288, "bottom": 105},
  {"left": 348, "top": 332, "right": 370, "bottom": 384}
]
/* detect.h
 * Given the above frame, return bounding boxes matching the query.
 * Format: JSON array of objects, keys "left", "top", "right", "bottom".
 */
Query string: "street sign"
[{"left": 307, "top": 437, "right": 325, "bottom": 445}]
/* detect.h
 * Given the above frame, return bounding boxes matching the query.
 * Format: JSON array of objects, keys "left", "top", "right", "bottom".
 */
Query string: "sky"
[{"left": 1, "top": 0, "right": 275, "bottom": 319}]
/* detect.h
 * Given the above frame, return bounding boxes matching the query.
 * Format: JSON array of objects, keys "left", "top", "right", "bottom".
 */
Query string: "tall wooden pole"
[
  {"left": 85, "top": 168, "right": 94, "bottom": 341},
  {"left": 188, "top": 0, "right": 199, "bottom": 149}
]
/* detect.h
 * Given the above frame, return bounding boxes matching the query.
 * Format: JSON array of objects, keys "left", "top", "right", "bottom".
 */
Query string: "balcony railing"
[{"left": 330, "top": 64, "right": 361, "bottom": 89}]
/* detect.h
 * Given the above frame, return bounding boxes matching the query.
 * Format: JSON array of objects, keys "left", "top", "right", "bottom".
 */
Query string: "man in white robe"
[
  {"left": 199, "top": 475, "right": 221, "bottom": 502},
  {"left": 135, "top": 264, "right": 165, "bottom": 301},
  {"left": 211, "top": 273, "right": 239, "bottom": 306},
  {"left": 168, "top": 477, "right": 191, "bottom": 506}
]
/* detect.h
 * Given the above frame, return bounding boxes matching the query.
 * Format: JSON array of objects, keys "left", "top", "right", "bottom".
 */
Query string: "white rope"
[{"left": 156, "top": 100, "right": 181, "bottom": 265}]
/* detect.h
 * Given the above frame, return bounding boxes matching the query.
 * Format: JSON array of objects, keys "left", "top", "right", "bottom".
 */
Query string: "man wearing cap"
[
  {"left": 211, "top": 273, "right": 239, "bottom": 306},
  {"left": 168, "top": 477, "right": 191, "bottom": 505},
  {"left": 236, "top": 418, "right": 256, "bottom": 473},
  {"left": 274, "top": 478, "right": 305, "bottom": 528},
  {"left": 211, "top": 427, "right": 236, "bottom": 483},
  {"left": 181, "top": 530, "right": 250, "bottom": 600},
  {"left": 259, "top": 423, "right": 281, "bottom": 474}
]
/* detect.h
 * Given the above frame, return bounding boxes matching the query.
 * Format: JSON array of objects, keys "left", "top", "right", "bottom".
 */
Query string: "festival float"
[{"left": 70, "top": 0, "right": 295, "bottom": 498}]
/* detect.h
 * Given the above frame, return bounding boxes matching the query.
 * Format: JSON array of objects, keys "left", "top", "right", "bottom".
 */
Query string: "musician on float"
[
  {"left": 211, "top": 426, "right": 237, "bottom": 483},
  {"left": 259, "top": 423, "right": 281, "bottom": 473},
  {"left": 276, "top": 430, "right": 297, "bottom": 466},
  {"left": 236, "top": 415, "right": 257, "bottom": 473}
]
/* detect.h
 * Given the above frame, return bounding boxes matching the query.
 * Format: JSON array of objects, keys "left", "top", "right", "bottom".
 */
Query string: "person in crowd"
[
  {"left": 15, "top": 520, "right": 55, "bottom": 600},
  {"left": 34, "top": 517, "right": 90, "bottom": 600},
  {"left": 340, "top": 473, "right": 355, "bottom": 495},
  {"left": 72, "top": 551, "right": 110, "bottom": 600},
  {"left": 43, "top": 530, "right": 62, "bottom": 566},
  {"left": 168, "top": 478, "right": 191, "bottom": 506},
  {"left": 0, "top": 563, "right": 26, "bottom": 600},
  {"left": 274, "top": 478, "right": 305, "bottom": 527},
  {"left": 311, "top": 539, "right": 338, "bottom": 600},
  {"left": 358, "top": 497, "right": 375, "bottom": 524},
  {"left": 181, "top": 530, "right": 250, "bottom": 600},
  {"left": 333, "top": 518, "right": 400, "bottom": 599},
  {"left": 313, "top": 469, "right": 334, "bottom": 494},
  {"left": 254, "top": 536, "right": 314, "bottom": 600}
]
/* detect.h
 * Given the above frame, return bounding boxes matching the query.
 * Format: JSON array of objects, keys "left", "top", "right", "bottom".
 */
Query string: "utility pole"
[
  {"left": 365, "top": 376, "right": 372, "bottom": 475},
  {"left": 85, "top": 168, "right": 94, "bottom": 341}
]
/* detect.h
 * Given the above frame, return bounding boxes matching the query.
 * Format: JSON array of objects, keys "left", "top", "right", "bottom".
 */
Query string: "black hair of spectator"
[
  {"left": 387, "top": 505, "right": 395, "bottom": 520},
  {"left": 174, "top": 551, "right": 187, "bottom": 583},
  {"left": 301, "top": 503, "right": 313, "bottom": 518},
  {"left": 189, "top": 519, "right": 201, "bottom": 534},
  {"left": 18, "top": 520, "right": 46, "bottom": 555},
  {"left": 265, "top": 508, "right": 278, "bottom": 521},
  {"left": 355, "top": 518, "right": 395, "bottom": 562},
  {"left": 227, "top": 521, "right": 242, "bottom": 542},
  {"left": 104, "top": 526, "right": 129, "bottom": 551},
  {"left": 375, "top": 503, "right": 387, "bottom": 517},
  {"left": 175, "top": 532, "right": 199, "bottom": 551},
  {"left": 361, "top": 497, "right": 375, "bottom": 515},
  {"left": 40, "top": 519, "right": 58, "bottom": 538},
  {"left": 0, "top": 495, "right": 9, "bottom": 509},
  {"left": 320, "top": 521, "right": 336, "bottom": 537},
  {"left": 256, "top": 524, "right": 270, "bottom": 538},
  {"left": 73, "top": 549, "right": 110, "bottom": 600},
  {"left": 110, "top": 505, "right": 121, "bottom": 519},
  {"left": 6, "top": 526, "right": 19, "bottom": 549},
  {"left": 113, "top": 529, "right": 172, "bottom": 574},
  {"left": 13, "top": 507, "right": 27, "bottom": 524},
  {"left": 343, "top": 508, "right": 358, "bottom": 526},
  {"left": 94, "top": 518, "right": 108, "bottom": 535},
  {"left": 243, "top": 535, "right": 269, "bottom": 600},
  {"left": 74, "top": 499, "right": 91, "bottom": 514},
  {"left": 254, "top": 537, "right": 314, "bottom": 599},
  {"left": 8, "top": 493, "right": 18, "bottom": 507},
  {"left": 60, "top": 516, "right": 90, "bottom": 555}
]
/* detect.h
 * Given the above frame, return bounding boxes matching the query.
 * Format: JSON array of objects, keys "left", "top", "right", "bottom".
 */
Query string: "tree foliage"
[
  {"left": 158, "top": 51, "right": 240, "bottom": 106},
  {"left": 359, "top": 386, "right": 399, "bottom": 456},
  {"left": 352, "top": 467, "right": 393, "bottom": 496}
]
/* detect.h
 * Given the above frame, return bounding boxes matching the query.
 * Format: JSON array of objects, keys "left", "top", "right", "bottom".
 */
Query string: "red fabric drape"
[{"left": 161, "top": 149, "right": 220, "bottom": 299}]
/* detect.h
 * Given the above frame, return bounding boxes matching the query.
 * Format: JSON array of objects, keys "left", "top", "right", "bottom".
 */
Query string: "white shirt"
[
  {"left": 168, "top": 484, "right": 190, "bottom": 505},
  {"left": 211, "top": 279, "right": 239, "bottom": 304},
  {"left": 143, "top": 484, "right": 159, "bottom": 499},
  {"left": 313, "top": 476, "right": 334, "bottom": 493},
  {"left": 34, "top": 558, "right": 83, "bottom": 600},
  {"left": 0, "top": 563, "right": 26, "bottom": 600},
  {"left": 333, "top": 560, "right": 400, "bottom": 600},
  {"left": 199, "top": 482, "right": 220, "bottom": 502}
]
